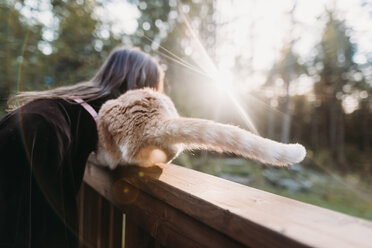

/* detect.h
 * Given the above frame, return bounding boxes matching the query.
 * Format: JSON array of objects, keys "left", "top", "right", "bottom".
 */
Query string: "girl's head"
[
  {"left": 92, "top": 46, "right": 164, "bottom": 97},
  {"left": 9, "top": 46, "right": 164, "bottom": 108}
]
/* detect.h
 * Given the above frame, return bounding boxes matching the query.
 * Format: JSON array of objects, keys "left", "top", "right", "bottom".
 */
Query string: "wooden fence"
[{"left": 78, "top": 163, "right": 372, "bottom": 248}]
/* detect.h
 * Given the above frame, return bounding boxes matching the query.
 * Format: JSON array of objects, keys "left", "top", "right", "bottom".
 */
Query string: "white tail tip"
[{"left": 287, "top": 143, "right": 306, "bottom": 164}]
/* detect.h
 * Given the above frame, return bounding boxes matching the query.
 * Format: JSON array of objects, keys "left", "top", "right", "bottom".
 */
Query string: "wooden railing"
[{"left": 78, "top": 163, "right": 372, "bottom": 248}]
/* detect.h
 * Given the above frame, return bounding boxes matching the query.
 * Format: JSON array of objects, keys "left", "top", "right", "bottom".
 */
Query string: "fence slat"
[
  {"left": 125, "top": 216, "right": 155, "bottom": 248},
  {"left": 108, "top": 205, "right": 123, "bottom": 248},
  {"left": 78, "top": 184, "right": 102, "bottom": 248}
]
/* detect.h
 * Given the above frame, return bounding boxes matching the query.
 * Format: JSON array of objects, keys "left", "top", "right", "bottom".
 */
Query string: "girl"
[{"left": 0, "top": 46, "right": 164, "bottom": 248}]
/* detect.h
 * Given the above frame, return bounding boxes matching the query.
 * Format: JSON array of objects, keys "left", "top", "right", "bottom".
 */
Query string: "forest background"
[{"left": 1, "top": 0, "right": 371, "bottom": 220}]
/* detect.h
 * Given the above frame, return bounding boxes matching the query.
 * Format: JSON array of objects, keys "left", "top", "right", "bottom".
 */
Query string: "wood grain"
[
  {"left": 123, "top": 180, "right": 246, "bottom": 248},
  {"left": 83, "top": 163, "right": 372, "bottom": 248}
]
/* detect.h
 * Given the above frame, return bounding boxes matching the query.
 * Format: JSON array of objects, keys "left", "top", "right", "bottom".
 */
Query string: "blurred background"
[{"left": 1, "top": 0, "right": 371, "bottom": 220}]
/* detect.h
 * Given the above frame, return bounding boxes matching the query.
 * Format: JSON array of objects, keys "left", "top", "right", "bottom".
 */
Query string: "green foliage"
[
  {"left": 50, "top": 0, "right": 101, "bottom": 85},
  {"left": 0, "top": 0, "right": 123, "bottom": 111},
  {"left": 311, "top": 10, "right": 370, "bottom": 171},
  {"left": 0, "top": 1, "right": 44, "bottom": 99}
]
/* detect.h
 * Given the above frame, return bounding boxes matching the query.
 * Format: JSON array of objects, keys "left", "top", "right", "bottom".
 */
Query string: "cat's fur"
[{"left": 90, "top": 88, "right": 306, "bottom": 169}]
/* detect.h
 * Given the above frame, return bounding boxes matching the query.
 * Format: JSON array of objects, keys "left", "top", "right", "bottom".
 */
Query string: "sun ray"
[
  {"left": 176, "top": 2, "right": 259, "bottom": 134},
  {"left": 155, "top": 49, "right": 211, "bottom": 78},
  {"left": 177, "top": 3, "right": 219, "bottom": 76},
  {"left": 142, "top": 34, "right": 204, "bottom": 75},
  {"left": 140, "top": 34, "right": 211, "bottom": 78}
]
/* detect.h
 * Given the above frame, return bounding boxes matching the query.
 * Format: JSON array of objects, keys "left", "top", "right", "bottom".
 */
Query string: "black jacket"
[{"left": 0, "top": 98, "right": 105, "bottom": 248}]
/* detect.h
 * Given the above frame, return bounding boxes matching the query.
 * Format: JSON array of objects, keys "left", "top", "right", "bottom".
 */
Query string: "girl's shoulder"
[
  {"left": 19, "top": 98, "right": 72, "bottom": 122},
  {"left": 0, "top": 99, "right": 71, "bottom": 143},
  {"left": 1, "top": 98, "right": 74, "bottom": 129}
]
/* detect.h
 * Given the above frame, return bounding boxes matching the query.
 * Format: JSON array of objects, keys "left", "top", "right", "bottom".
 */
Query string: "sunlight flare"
[{"left": 178, "top": 4, "right": 260, "bottom": 134}]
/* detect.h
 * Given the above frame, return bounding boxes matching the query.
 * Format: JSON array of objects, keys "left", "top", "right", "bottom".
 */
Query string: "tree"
[
  {"left": 311, "top": 9, "right": 358, "bottom": 169},
  {"left": 49, "top": 0, "right": 105, "bottom": 85},
  {"left": 266, "top": 44, "right": 305, "bottom": 142},
  {"left": 0, "top": 0, "right": 125, "bottom": 116},
  {"left": 0, "top": 0, "right": 44, "bottom": 114}
]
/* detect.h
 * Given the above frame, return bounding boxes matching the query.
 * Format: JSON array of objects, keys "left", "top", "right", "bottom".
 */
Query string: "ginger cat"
[{"left": 90, "top": 88, "right": 306, "bottom": 169}]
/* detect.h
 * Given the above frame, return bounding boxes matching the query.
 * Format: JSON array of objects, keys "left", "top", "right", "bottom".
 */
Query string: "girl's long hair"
[{"left": 8, "top": 46, "right": 164, "bottom": 109}]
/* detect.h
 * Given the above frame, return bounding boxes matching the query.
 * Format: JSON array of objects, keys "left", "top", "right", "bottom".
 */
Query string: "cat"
[{"left": 89, "top": 88, "right": 306, "bottom": 170}]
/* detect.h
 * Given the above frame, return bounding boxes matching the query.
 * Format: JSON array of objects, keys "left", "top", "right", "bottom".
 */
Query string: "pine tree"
[{"left": 312, "top": 9, "right": 358, "bottom": 170}]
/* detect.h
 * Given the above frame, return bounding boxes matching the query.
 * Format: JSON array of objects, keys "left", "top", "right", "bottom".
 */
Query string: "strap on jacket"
[{"left": 73, "top": 98, "right": 98, "bottom": 122}]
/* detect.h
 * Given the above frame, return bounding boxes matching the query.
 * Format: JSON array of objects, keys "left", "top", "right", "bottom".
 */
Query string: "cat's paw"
[
  {"left": 90, "top": 150, "right": 119, "bottom": 170},
  {"left": 87, "top": 152, "right": 100, "bottom": 166},
  {"left": 134, "top": 146, "right": 168, "bottom": 167}
]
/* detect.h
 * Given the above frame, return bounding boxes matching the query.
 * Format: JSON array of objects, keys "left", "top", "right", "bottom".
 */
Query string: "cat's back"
[{"left": 99, "top": 88, "right": 178, "bottom": 125}]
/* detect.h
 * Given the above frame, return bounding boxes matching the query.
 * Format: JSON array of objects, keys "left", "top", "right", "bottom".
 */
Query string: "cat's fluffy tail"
[{"left": 149, "top": 117, "right": 306, "bottom": 166}]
